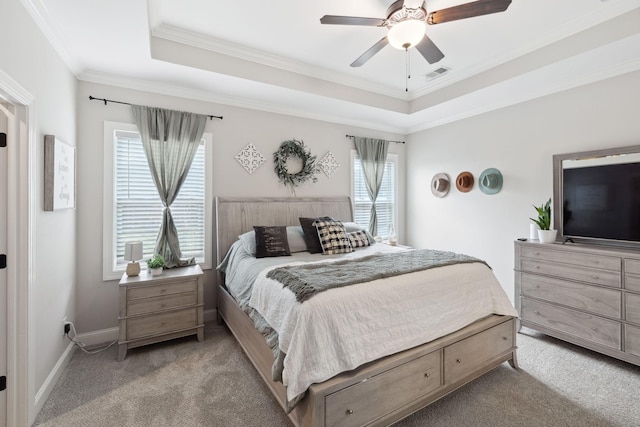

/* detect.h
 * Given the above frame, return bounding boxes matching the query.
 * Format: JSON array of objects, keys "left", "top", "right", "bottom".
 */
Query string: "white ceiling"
[{"left": 27, "top": 0, "right": 640, "bottom": 133}]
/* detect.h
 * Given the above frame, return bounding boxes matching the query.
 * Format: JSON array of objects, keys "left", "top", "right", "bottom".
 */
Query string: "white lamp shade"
[
  {"left": 124, "top": 241, "right": 143, "bottom": 262},
  {"left": 387, "top": 20, "right": 426, "bottom": 49}
]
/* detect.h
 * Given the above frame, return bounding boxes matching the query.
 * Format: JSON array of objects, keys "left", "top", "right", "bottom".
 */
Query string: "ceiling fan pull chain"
[{"left": 405, "top": 47, "right": 410, "bottom": 92}]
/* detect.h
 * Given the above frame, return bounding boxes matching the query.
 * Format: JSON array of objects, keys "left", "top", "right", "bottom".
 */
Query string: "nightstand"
[{"left": 118, "top": 264, "right": 204, "bottom": 361}]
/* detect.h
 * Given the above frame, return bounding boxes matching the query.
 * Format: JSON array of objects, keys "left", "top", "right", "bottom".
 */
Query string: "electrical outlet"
[{"left": 63, "top": 319, "right": 71, "bottom": 336}]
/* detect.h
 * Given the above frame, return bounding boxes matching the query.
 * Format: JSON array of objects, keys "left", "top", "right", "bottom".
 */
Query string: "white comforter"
[{"left": 248, "top": 246, "right": 518, "bottom": 402}]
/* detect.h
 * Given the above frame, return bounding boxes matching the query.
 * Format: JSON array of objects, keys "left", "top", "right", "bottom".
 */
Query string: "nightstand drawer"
[
  {"left": 444, "top": 319, "right": 514, "bottom": 384},
  {"left": 520, "top": 246, "right": 620, "bottom": 271},
  {"left": 520, "top": 273, "right": 621, "bottom": 318},
  {"left": 520, "top": 259, "right": 620, "bottom": 288},
  {"left": 521, "top": 297, "right": 621, "bottom": 349},
  {"left": 127, "top": 279, "right": 197, "bottom": 300},
  {"left": 127, "top": 307, "right": 198, "bottom": 340},
  {"left": 127, "top": 293, "right": 197, "bottom": 316}
]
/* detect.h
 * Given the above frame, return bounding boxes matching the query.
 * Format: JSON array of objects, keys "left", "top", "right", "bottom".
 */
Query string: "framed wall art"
[{"left": 44, "top": 134, "right": 75, "bottom": 211}]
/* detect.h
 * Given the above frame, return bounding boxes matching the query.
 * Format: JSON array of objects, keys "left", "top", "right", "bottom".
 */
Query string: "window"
[
  {"left": 351, "top": 151, "right": 397, "bottom": 239},
  {"left": 103, "top": 122, "right": 212, "bottom": 280}
]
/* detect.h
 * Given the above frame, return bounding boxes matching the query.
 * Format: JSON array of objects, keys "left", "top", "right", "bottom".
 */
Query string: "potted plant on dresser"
[
  {"left": 146, "top": 254, "right": 165, "bottom": 276},
  {"left": 531, "top": 198, "right": 557, "bottom": 243}
]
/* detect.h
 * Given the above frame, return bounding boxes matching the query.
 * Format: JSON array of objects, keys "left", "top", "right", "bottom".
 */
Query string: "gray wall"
[
  {"left": 75, "top": 80, "right": 407, "bottom": 334},
  {"left": 0, "top": 0, "right": 77, "bottom": 413},
  {"left": 406, "top": 70, "right": 640, "bottom": 304}
]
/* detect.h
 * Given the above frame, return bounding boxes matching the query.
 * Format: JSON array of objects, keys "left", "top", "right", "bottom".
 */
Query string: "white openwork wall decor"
[
  {"left": 235, "top": 143, "right": 265, "bottom": 175},
  {"left": 318, "top": 151, "right": 340, "bottom": 177}
]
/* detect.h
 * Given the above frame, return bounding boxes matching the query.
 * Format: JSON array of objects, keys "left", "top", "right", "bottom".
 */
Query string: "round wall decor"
[{"left": 273, "top": 139, "right": 318, "bottom": 191}]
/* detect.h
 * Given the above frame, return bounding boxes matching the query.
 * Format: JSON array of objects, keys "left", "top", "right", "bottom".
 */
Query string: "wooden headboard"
[{"left": 215, "top": 197, "right": 354, "bottom": 264}]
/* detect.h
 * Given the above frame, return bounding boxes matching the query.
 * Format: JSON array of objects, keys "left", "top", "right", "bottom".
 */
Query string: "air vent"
[{"left": 425, "top": 67, "right": 450, "bottom": 81}]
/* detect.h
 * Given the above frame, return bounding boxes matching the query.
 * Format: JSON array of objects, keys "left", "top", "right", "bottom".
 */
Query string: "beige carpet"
[{"left": 34, "top": 323, "right": 640, "bottom": 427}]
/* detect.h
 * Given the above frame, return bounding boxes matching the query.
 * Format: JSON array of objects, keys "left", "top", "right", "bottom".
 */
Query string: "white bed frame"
[{"left": 215, "top": 197, "right": 518, "bottom": 427}]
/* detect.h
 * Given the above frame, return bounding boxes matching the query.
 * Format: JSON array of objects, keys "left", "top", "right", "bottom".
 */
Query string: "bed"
[{"left": 215, "top": 196, "right": 518, "bottom": 427}]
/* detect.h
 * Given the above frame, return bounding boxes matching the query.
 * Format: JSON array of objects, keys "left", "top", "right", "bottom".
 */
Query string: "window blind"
[
  {"left": 352, "top": 154, "right": 396, "bottom": 238},
  {"left": 114, "top": 130, "right": 205, "bottom": 266}
]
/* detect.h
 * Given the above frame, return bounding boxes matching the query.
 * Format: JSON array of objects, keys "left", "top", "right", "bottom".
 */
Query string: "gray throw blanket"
[{"left": 266, "top": 249, "right": 489, "bottom": 302}]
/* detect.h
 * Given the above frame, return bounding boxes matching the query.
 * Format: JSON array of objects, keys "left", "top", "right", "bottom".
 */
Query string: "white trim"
[
  {"left": 75, "top": 327, "right": 119, "bottom": 348},
  {"left": 203, "top": 308, "right": 217, "bottom": 324},
  {"left": 33, "top": 342, "right": 75, "bottom": 418},
  {"left": 0, "top": 67, "right": 36, "bottom": 426}
]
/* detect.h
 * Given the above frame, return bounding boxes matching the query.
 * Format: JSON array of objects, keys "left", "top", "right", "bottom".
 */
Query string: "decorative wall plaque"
[
  {"left": 318, "top": 151, "right": 340, "bottom": 178},
  {"left": 235, "top": 143, "right": 265, "bottom": 174}
]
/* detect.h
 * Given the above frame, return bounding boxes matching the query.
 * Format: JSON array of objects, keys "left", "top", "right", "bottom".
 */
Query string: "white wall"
[
  {"left": 406, "top": 70, "right": 640, "bottom": 303},
  {"left": 0, "top": 0, "right": 77, "bottom": 417},
  {"left": 76, "top": 80, "right": 406, "bottom": 334}
]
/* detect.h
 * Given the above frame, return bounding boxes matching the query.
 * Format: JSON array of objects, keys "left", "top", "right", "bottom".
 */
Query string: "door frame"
[{"left": 0, "top": 68, "right": 35, "bottom": 427}]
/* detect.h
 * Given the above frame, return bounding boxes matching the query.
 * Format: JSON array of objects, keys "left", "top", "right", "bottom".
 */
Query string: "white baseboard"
[
  {"left": 204, "top": 308, "right": 217, "bottom": 323},
  {"left": 34, "top": 340, "right": 75, "bottom": 418},
  {"left": 76, "top": 326, "right": 119, "bottom": 348}
]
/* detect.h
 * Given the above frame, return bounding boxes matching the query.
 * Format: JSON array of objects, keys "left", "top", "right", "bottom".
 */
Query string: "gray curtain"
[
  {"left": 131, "top": 104, "right": 207, "bottom": 268},
  {"left": 354, "top": 137, "right": 389, "bottom": 236}
]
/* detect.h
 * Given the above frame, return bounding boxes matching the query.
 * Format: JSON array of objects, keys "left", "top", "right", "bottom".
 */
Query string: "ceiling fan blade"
[
  {"left": 350, "top": 37, "right": 389, "bottom": 67},
  {"left": 415, "top": 35, "right": 445, "bottom": 64},
  {"left": 427, "top": 0, "right": 511, "bottom": 25},
  {"left": 320, "top": 15, "right": 385, "bottom": 26}
]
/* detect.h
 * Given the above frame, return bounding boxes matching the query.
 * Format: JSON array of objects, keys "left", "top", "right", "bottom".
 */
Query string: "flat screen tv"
[{"left": 553, "top": 145, "right": 640, "bottom": 249}]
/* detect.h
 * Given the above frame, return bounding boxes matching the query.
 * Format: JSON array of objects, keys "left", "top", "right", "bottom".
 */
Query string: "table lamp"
[{"left": 124, "top": 241, "right": 143, "bottom": 277}]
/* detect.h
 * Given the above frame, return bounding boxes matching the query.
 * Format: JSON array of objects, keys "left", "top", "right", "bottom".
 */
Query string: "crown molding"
[
  {"left": 78, "top": 71, "right": 409, "bottom": 134},
  {"left": 151, "top": 24, "right": 407, "bottom": 101},
  {"left": 20, "top": 0, "right": 81, "bottom": 76}
]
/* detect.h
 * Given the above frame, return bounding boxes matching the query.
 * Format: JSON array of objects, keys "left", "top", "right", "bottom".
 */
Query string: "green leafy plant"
[
  {"left": 530, "top": 198, "right": 552, "bottom": 230},
  {"left": 146, "top": 254, "right": 165, "bottom": 269}
]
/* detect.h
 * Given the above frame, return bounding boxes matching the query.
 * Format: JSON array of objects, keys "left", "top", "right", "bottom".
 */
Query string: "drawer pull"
[
  {"left": 502, "top": 336, "right": 508, "bottom": 341},
  {"left": 591, "top": 274, "right": 599, "bottom": 280},
  {"left": 534, "top": 251, "right": 540, "bottom": 255},
  {"left": 424, "top": 372, "right": 430, "bottom": 378},
  {"left": 161, "top": 302, "right": 167, "bottom": 308},
  {"left": 456, "top": 358, "right": 462, "bottom": 364},
  {"left": 161, "top": 288, "right": 167, "bottom": 293},
  {"left": 346, "top": 409, "right": 353, "bottom": 416},
  {"left": 592, "top": 328, "right": 599, "bottom": 332},
  {"left": 161, "top": 321, "right": 167, "bottom": 326},
  {"left": 591, "top": 260, "right": 599, "bottom": 264},
  {"left": 534, "top": 265, "right": 540, "bottom": 269}
]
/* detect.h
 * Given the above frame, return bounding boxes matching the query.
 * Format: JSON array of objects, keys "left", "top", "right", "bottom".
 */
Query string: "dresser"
[
  {"left": 118, "top": 264, "right": 204, "bottom": 361},
  {"left": 514, "top": 240, "right": 640, "bottom": 366}
]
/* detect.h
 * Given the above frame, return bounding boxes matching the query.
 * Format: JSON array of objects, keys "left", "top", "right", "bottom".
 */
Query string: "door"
[{"left": 0, "top": 103, "right": 8, "bottom": 427}]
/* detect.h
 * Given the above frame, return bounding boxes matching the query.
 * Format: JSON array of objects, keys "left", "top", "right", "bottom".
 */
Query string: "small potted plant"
[
  {"left": 530, "top": 198, "right": 557, "bottom": 243},
  {"left": 146, "top": 254, "right": 165, "bottom": 276}
]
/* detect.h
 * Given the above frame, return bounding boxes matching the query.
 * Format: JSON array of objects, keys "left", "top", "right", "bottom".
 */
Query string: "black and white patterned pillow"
[
  {"left": 348, "top": 230, "right": 371, "bottom": 248},
  {"left": 313, "top": 219, "right": 353, "bottom": 255}
]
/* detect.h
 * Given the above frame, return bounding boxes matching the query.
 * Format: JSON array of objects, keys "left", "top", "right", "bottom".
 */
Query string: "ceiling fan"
[{"left": 320, "top": 0, "right": 512, "bottom": 68}]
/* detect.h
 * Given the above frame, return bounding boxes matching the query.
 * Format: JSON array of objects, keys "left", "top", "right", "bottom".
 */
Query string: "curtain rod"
[
  {"left": 345, "top": 134, "right": 404, "bottom": 144},
  {"left": 88, "top": 96, "right": 223, "bottom": 120}
]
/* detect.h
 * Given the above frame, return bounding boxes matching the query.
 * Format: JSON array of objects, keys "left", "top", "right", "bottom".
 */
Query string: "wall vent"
[{"left": 425, "top": 67, "right": 450, "bottom": 81}]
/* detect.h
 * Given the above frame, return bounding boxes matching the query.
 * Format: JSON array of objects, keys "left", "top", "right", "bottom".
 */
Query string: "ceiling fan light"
[{"left": 387, "top": 20, "right": 426, "bottom": 50}]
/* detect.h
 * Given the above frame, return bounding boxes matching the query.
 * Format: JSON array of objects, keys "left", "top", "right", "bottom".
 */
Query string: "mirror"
[{"left": 553, "top": 145, "right": 640, "bottom": 248}]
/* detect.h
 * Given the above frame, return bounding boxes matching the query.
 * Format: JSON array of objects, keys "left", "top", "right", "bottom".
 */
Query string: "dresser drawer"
[
  {"left": 127, "top": 307, "right": 198, "bottom": 340},
  {"left": 625, "top": 259, "right": 640, "bottom": 275},
  {"left": 444, "top": 319, "right": 514, "bottom": 384},
  {"left": 127, "top": 293, "right": 197, "bottom": 316},
  {"left": 521, "top": 298, "right": 621, "bottom": 350},
  {"left": 520, "top": 246, "right": 620, "bottom": 271},
  {"left": 520, "top": 259, "right": 620, "bottom": 288},
  {"left": 127, "top": 279, "right": 197, "bottom": 300},
  {"left": 626, "top": 293, "right": 640, "bottom": 325},
  {"left": 325, "top": 350, "right": 441, "bottom": 427},
  {"left": 520, "top": 273, "right": 621, "bottom": 318},
  {"left": 625, "top": 274, "right": 640, "bottom": 293},
  {"left": 625, "top": 324, "right": 640, "bottom": 357}
]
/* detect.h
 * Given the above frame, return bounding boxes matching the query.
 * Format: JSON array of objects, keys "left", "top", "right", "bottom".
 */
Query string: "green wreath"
[{"left": 273, "top": 139, "right": 318, "bottom": 191}]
